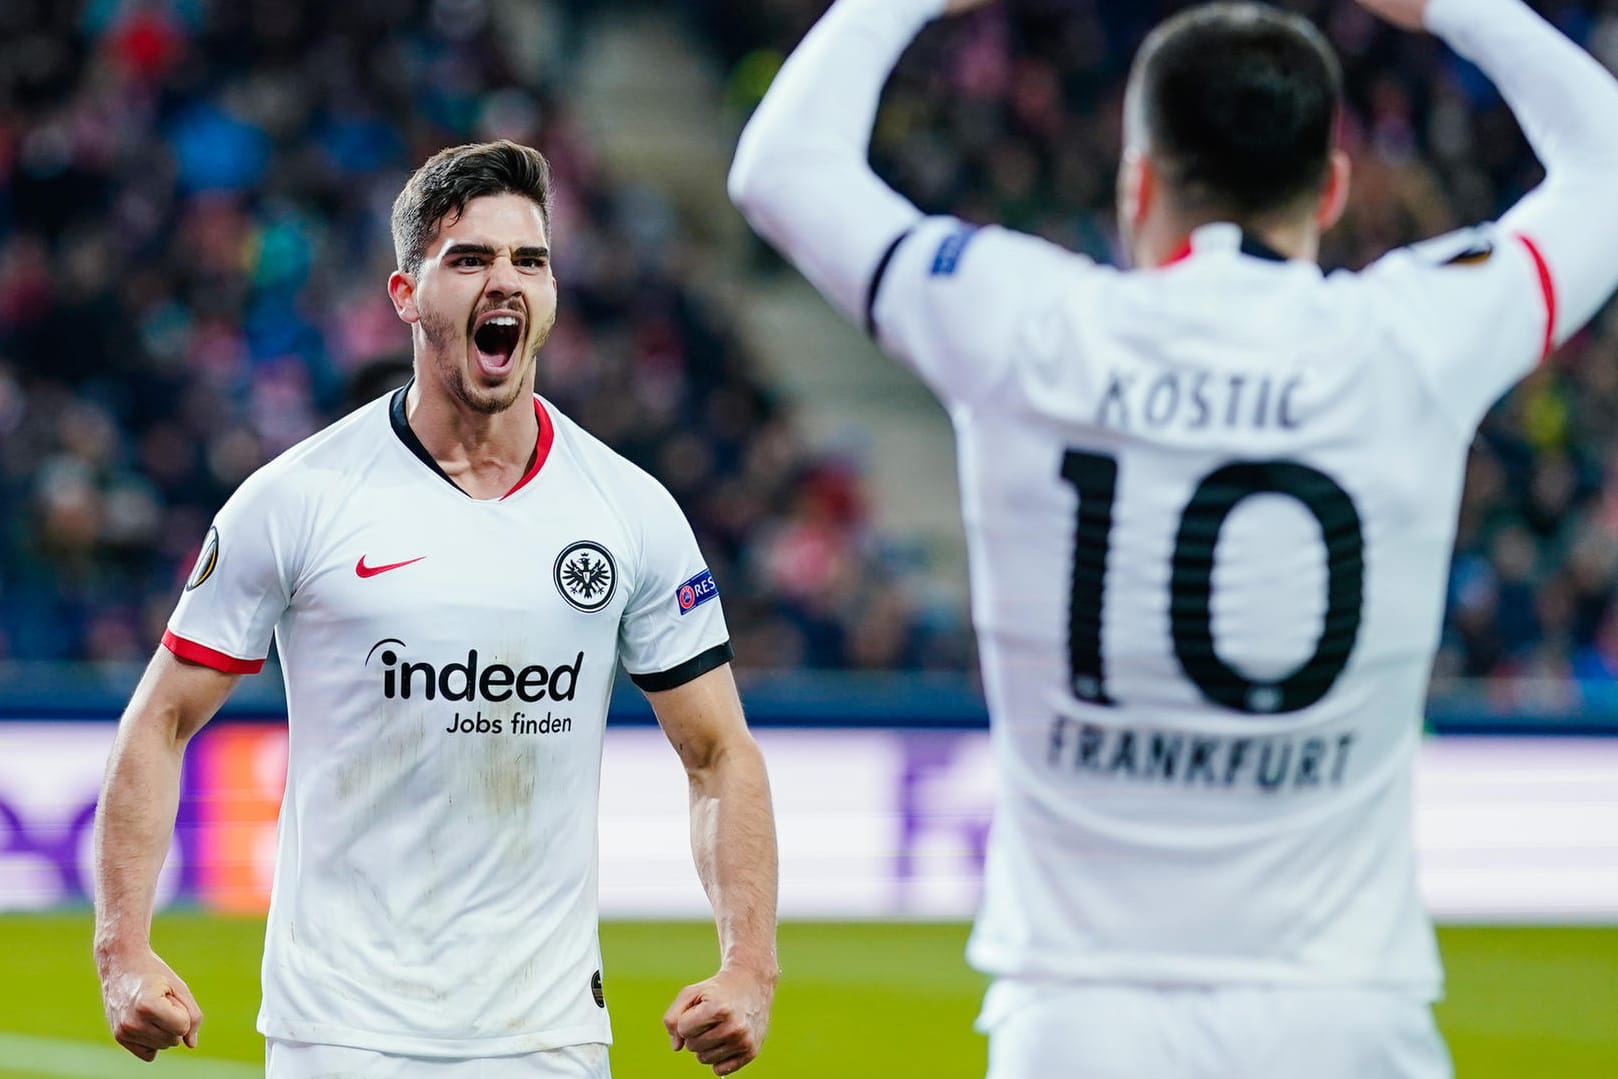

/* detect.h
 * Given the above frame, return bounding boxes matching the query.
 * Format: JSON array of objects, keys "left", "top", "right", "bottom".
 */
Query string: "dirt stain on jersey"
[
  {"left": 478, "top": 745, "right": 539, "bottom": 818},
  {"left": 334, "top": 713, "right": 429, "bottom": 803},
  {"left": 467, "top": 642, "right": 548, "bottom": 822}
]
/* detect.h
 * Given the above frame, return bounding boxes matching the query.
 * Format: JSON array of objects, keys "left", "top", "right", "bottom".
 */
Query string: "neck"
[
  {"left": 405, "top": 371, "right": 539, "bottom": 499},
  {"left": 1138, "top": 207, "right": 1320, "bottom": 268}
]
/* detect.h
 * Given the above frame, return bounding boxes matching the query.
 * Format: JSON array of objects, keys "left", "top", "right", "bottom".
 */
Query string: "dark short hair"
[
  {"left": 390, "top": 140, "right": 553, "bottom": 275},
  {"left": 1132, "top": 3, "right": 1341, "bottom": 217}
]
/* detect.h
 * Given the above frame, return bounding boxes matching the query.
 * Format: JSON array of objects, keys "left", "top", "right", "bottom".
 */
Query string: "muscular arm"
[
  {"left": 646, "top": 663, "right": 778, "bottom": 1076},
  {"left": 1423, "top": 0, "right": 1618, "bottom": 341},
  {"left": 94, "top": 648, "right": 239, "bottom": 1059}
]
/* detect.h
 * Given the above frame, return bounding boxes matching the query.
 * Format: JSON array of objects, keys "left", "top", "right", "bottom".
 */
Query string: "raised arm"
[
  {"left": 728, "top": 0, "right": 961, "bottom": 325},
  {"left": 1374, "top": 0, "right": 1618, "bottom": 343},
  {"left": 94, "top": 649, "right": 239, "bottom": 1060},
  {"left": 647, "top": 663, "right": 778, "bottom": 1077},
  {"left": 729, "top": 0, "right": 1084, "bottom": 403}
]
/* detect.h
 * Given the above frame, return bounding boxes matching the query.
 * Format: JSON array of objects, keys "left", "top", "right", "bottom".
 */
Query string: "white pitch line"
[{"left": 0, "top": 1032, "right": 261, "bottom": 1078}]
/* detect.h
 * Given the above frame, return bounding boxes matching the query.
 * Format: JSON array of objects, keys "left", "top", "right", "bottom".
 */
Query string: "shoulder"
[
  {"left": 544, "top": 399, "right": 683, "bottom": 516},
  {"left": 1344, "top": 224, "right": 1543, "bottom": 343},
  {"left": 900, "top": 218, "right": 1101, "bottom": 286},
  {"left": 875, "top": 219, "right": 1111, "bottom": 400},
  {"left": 1356, "top": 225, "right": 1519, "bottom": 290}
]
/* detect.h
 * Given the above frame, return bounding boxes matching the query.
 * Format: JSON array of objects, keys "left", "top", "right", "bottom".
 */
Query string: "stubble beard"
[{"left": 418, "top": 306, "right": 557, "bottom": 415}]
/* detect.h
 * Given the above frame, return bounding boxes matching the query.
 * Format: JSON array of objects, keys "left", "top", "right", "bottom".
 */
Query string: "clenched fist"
[
  {"left": 98, "top": 947, "right": 203, "bottom": 1062},
  {"left": 664, "top": 966, "right": 776, "bottom": 1076}
]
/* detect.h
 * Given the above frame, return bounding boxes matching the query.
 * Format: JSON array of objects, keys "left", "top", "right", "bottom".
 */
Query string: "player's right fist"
[
  {"left": 97, "top": 947, "right": 203, "bottom": 1061},
  {"left": 1355, "top": 0, "right": 1430, "bottom": 32},
  {"left": 943, "top": 0, "right": 998, "bottom": 15}
]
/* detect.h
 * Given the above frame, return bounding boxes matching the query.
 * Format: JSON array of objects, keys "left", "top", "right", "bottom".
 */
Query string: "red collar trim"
[
  {"left": 1160, "top": 238, "right": 1194, "bottom": 267},
  {"left": 501, "top": 396, "right": 554, "bottom": 500}
]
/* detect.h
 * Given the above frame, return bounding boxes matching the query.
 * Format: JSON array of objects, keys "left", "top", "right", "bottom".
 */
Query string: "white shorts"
[
  {"left": 265, "top": 1039, "right": 611, "bottom": 1079},
  {"left": 978, "top": 980, "right": 1452, "bottom": 1079}
]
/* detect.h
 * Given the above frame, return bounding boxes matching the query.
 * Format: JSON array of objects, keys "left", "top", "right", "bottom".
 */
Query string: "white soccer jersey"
[
  {"left": 730, "top": 0, "right": 1618, "bottom": 999},
  {"left": 165, "top": 388, "right": 731, "bottom": 1056},
  {"left": 874, "top": 217, "right": 1550, "bottom": 993}
]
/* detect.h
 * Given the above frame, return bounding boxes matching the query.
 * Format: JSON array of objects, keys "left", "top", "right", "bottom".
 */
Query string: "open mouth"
[{"left": 472, "top": 312, "right": 523, "bottom": 373}]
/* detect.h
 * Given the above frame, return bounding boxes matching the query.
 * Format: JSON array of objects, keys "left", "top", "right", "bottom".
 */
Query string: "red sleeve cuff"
[
  {"left": 162, "top": 630, "right": 266, "bottom": 674},
  {"left": 1515, "top": 233, "right": 1557, "bottom": 364}
]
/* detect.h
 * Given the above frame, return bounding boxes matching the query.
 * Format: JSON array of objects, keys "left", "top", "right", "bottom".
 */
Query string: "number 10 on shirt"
[{"left": 1060, "top": 449, "right": 1366, "bottom": 717}]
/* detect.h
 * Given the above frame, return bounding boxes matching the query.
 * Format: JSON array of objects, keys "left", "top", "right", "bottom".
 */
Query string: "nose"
[{"left": 485, "top": 254, "right": 521, "bottom": 298}]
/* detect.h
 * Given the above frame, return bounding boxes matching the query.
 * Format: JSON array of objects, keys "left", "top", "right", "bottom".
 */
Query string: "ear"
[
  {"left": 1119, "top": 146, "right": 1153, "bottom": 230},
  {"left": 1315, "top": 149, "right": 1351, "bottom": 232},
  {"left": 388, "top": 270, "right": 420, "bottom": 324}
]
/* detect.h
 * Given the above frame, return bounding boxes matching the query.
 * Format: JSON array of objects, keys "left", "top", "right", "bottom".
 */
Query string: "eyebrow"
[{"left": 441, "top": 243, "right": 550, "bottom": 260}]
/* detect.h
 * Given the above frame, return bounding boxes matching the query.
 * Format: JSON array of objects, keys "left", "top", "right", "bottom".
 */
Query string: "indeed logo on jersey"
[
  {"left": 676, "top": 569, "right": 719, "bottom": 615},
  {"left": 364, "top": 639, "right": 581, "bottom": 703}
]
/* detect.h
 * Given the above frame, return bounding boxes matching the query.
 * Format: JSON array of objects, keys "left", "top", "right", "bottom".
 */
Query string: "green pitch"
[{"left": 2, "top": 914, "right": 1613, "bottom": 1077}]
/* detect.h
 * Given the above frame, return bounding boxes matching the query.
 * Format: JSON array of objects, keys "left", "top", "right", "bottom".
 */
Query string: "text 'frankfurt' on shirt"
[{"left": 1046, "top": 715, "right": 1355, "bottom": 794}]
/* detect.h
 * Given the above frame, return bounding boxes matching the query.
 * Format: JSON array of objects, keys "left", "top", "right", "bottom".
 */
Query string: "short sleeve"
[
  {"left": 869, "top": 217, "right": 1095, "bottom": 405},
  {"left": 1363, "top": 225, "right": 1553, "bottom": 434},
  {"left": 618, "top": 481, "right": 732, "bottom": 692},
  {"left": 164, "top": 471, "right": 298, "bottom": 674}
]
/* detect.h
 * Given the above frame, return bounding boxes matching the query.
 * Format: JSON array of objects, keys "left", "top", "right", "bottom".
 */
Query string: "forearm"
[
  {"left": 688, "top": 737, "right": 779, "bottom": 979},
  {"left": 728, "top": 0, "right": 942, "bottom": 322},
  {"left": 1429, "top": 0, "right": 1618, "bottom": 337},
  {"left": 93, "top": 712, "right": 189, "bottom": 966}
]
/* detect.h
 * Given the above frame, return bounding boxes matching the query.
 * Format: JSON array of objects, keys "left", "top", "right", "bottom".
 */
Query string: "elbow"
[
  {"left": 727, "top": 135, "right": 772, "bottom": 225},
  {"left": 726, "top": 156, "right": 757, "bottom": 218},
  {"left": 727, "top": 119, "right": 806, "bottom": 230},
  {"left": 684, "top": 729, "right": 765, "bottom": 790}
]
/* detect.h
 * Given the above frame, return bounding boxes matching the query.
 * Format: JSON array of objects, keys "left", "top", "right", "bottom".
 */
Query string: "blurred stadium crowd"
[
  {"left": 0, "top": 0, "right": 967, "bottom": 671},
  {"left": 4, "top": 0, "right": 1618, "bottom": 683}
]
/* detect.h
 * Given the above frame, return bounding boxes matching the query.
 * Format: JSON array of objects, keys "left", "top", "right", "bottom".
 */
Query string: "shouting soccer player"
[
  {"left": 94, "top": 141, "right": 778, "bottom": 1078},
  {"left": 730, "top": 0, "right": 1618, "bottom": 1075}
]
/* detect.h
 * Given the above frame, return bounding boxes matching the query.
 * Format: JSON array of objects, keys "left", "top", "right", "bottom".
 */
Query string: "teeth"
[{"left": 486, "top": 316, "right": 519, "bottom": 327}]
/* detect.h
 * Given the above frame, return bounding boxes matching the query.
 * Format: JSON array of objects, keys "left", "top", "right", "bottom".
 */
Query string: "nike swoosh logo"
[{"left": 356, "top": 555, "right": 426, "bottom": 579}]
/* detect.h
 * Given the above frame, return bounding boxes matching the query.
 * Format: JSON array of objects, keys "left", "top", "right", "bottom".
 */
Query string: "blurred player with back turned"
[
  {"left": 93, "top": 140, "right": 778, "bottom": 1078},
  {"left": 730, "top": 0, "right": 1618, "bottom": 1075}
]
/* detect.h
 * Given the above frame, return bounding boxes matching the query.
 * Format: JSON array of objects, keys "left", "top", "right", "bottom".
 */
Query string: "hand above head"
[
  {"left": 943, "top": 0, "right": 999, "bottom": 15},
  {"left": 97, "top": 947, "right": 203, "bottom": 1062},
  {"left": 1355, "top": 0, "right": 1430, "bottom": 32},
  {"left": 663, "top": 965, "right": 777, "bottom": 1076}
]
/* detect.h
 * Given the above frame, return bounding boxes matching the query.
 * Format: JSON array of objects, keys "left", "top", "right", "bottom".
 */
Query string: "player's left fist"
[
  {"left": 943, "top": 0, "right": 998, "bottom": 13},
  {"left": 663, "top": 966, "right": 777, "bottom": 1076}
]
